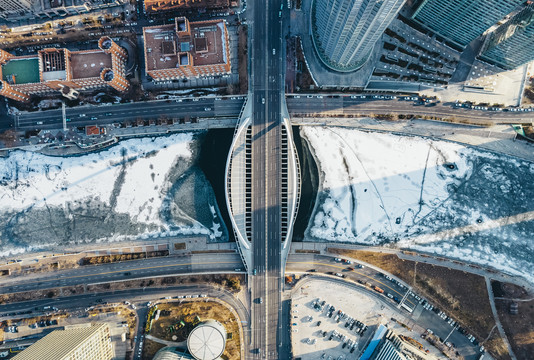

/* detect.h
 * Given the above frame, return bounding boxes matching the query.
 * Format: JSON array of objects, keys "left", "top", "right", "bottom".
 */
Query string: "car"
[
  {"left": 335, "top": 273, "right": 344, "bottom": 278},
  {"left": 259, "top": 297, "right": 263, "bottom": 304},
  {"left": 36, "top": 121, "right": 43, "bottom": 125},
  {"left": 317, "top": 321, "right": 321, "bottom": 326},
  {"left": 204, "top": 107, "right": 211, "bottom": 111},
  {"left": 262, "top": 98, "right": 265, "bottom": 104},
  {"left": 90, "top": 116, "right": 97, "bottom": 120},
  {"left": 272, "top": 48, "right": 276, "bottom": 55},
  {"left": 253, "top": 269, "right": 257, "bottom": 275}
]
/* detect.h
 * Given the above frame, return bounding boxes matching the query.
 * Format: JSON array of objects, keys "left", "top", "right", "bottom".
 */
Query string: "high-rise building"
[
  {"left": 311, "top": 0, "right": 406, "bottom": 72},
  {"left": 479, "top": 4, "right": 534, "bottom": 70},
  {"left": 0, "top": 36, "right": 129, "bottom": 102},
  {"left": 412, "top": 0, "right": 523, "bottom": 47},
  {"left": 13, "top": 323, "right": 113, "bottom": 360}
]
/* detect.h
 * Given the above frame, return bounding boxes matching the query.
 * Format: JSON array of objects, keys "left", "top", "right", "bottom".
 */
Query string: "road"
[
  {"left": 12, "top": 97, "right": 246, "bottom": 130},
  {"left": 249, "top": 0, "right": 285, "bottom": 358},
  {"left": 0, "top": 285, "right": 250, "bottom": 359},
  {"left": 286, "top": 95, "right": 534, "bottom": 123},
  {"left": 9, "top": 94, "right": 534, "bottom": 133},
  {"left": 0, "top": 253, "right": 243, "bottom": 294}
]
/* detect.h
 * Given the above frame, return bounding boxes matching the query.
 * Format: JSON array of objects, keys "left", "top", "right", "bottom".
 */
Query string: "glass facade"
[
  {"left": 312, "top": 0, "right": 406, "bottom": 72},
  {"left": 412, "top": 0, "right": 523, "bottom": 47},
  {"left": 479, "top": 5, "right": 534, "bottom": 70}
]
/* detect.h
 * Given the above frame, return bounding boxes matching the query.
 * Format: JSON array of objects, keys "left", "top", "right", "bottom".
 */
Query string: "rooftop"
[
  {"left": 1, "top": 57, "right": 40, "bottom": 84},
  {"left": 70, "top": 50, "right": 112, "bottom": 79},
  {"left": 144, "top": 19, "right": 227, "bottom": 72}
]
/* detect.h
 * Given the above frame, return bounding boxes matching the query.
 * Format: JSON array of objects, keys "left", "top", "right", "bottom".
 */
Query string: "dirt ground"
[
  {"left": 142, "top": 339, "right": 166, "bottom": 359},
  {"left": 329, "top": 248, "right": 511, "bottom": 359},
  {"left": 147, "top": 300, "right": 241, "bottom": 360},
  {"left": 296, "top": 37, "right": 314, "bottom": 91},
  {"left": 493, "top": 281, "right": 534, "bottom": 360}
]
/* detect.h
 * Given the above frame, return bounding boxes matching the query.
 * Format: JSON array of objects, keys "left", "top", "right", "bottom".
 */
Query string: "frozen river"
[
  {"left": 0, "top": 132, "right": 228, "bottom": 257},
  {"left": 302, "top": 126, "right": 534, "bottom": 283}
]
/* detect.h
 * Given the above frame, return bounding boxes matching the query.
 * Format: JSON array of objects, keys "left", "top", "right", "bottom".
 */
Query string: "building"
[
  {"left": 13, "top": 323, "right": 113, "bottom": 360},
  {"left": 412, "top": 0, "right": 524, "bottom": 47},
  {"left": 479, "top": 4, "right": 534, "bottom": 70},
  {"left": 359, "top": 325, "right": 409, "bottom": 360},
  {"left": 0, "top": 0, "right": 127, "bottom": 21},
  {"left": 186, "top": 320, "right": 227, "bottom": 360},
  {"left": 0, "top": 36, "right": 129, "bottom": 102},
  {"left": 311, "top": 0, "right": 406, "bottom": 72},
  {"left": 143, "top": 17, "right": 231, "bottom": 81},
  {"left": 144, "top": 0, "right": 229, "bottom": 14},
  {"left": 0, "top": 0, "right": 32, "bottom": 18}
]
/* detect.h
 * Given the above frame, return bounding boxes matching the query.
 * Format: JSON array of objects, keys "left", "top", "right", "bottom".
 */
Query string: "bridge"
[{"left": 224, "top": 0, "right": 300, "bottom": 358}]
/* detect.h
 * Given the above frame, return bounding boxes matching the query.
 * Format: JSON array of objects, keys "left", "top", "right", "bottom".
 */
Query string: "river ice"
[
  {"left": 302, "top": 126, "right": 534, "bottom": 282},
  {"left": 0, "top": 132, "right": 227, "bottom": 257}
]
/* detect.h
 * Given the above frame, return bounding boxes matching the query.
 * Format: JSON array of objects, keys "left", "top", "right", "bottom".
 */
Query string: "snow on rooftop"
[{"left": 302, "top": 126, "right": 534, "bottom": 282}]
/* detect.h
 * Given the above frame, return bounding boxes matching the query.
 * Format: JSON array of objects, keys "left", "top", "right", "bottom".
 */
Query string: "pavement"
[{"left": 248, "top": 0, "right": 285, "bottom": 357}]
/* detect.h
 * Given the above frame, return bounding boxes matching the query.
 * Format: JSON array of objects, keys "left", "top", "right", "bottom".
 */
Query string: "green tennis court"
[{"left": 2, "top": 58, "right": 40, "bottom": 84}]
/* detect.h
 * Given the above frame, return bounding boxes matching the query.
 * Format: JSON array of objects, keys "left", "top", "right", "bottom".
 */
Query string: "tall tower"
[
  {"left": 312, "top": 0, "right": 406, "bottom": 72},
  {"left": 0, "top": 80, "right": 30, "bottom": 102},
  {"left": 479, "top": 4, "right": 534, "bottom": 70},
  {"left": 100, "top": 68, "right": 129, "bottom": 92},
  {"left": 412, "top": 0, "right": 524, "bottom": 47}
]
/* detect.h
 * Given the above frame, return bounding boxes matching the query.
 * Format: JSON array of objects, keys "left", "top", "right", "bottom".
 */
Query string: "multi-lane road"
[
  {"left": 0, "top": 253, "right": 243, "bottom": 294},
  {"left": 249, "top": 0, "right": 285, "bottom": 357},
  {"left": 7, "top": 94, "right": 534, "bottom": 132},
  {"left": 12, "top": 97, "right": 246, "bottom": 130}
]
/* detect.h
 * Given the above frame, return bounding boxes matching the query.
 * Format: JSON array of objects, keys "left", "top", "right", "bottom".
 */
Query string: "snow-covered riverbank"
[
  {"left": 302, "top": 126, "right": 534, "bottom": 282},
  {"left": 0, "top": 133, "right": 227, "bottom": 257}
]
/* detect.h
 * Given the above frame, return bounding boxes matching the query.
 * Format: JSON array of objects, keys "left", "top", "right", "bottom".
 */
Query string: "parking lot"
[{"left": 290, "top": 278, "right": 446, "bottom": 360}]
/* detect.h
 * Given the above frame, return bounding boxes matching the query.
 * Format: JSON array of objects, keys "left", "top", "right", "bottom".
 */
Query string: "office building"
[
  {"left": 412, "top": 0, "right": 524, "bottom": 47},
  {"left": 311, "top": 0, "right": 406, "bottom": 72},
  {"left": 0, "top": 36, "right": 129, "bottom": 102},
  {"left": 479, "top": 4, "right": 534, "bottom": 70},
  {"left": 13, "top": 323, "right": 113, "bottom": 360},
  {"left": 0, "top": 0, "right": 127, "bottom": 21},
  {"left": 0, "top": 0, "right": 32, "bottom": 18},
  {"left": 143, "top": 17, "right": 231, "bottom": 81}
]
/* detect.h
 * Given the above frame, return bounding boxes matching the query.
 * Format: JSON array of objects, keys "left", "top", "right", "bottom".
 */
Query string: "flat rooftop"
[
  {"left": 145, "top": 0, "right": 229, "bottom": 13},
  {"left": 144, "top": 19, "right": 227, "bottom": 72},
  {"left": 2, "top": 58, "right": 40, "bottom": 84},
  {"left": 70, "top": 51, "right": 112, "bottom": 79}
]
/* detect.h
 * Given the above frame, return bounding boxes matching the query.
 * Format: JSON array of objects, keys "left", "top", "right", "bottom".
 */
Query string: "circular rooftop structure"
[{"left": 186, "top": 320, "right": 226, "bottom": 360}]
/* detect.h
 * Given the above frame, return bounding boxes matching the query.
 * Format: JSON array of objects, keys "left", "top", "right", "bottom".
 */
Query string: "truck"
[{"left": 373, "top": 286, "right": 384, "bottom": 294}]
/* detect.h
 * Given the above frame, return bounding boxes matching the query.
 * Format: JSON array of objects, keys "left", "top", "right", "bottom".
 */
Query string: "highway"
[
  {"left": 249, "top": 0, "right": 285, "bottom": 358},
  {"left": 7, "top": 94, "right": 534, "bottom": 132},
  {"left": 12, "top": 97, "right": 246, "bottom": 130},
  {"left": 0, "top": 253, "right": 243, "bottom": 294},
  {"left": 286, "top": 95, "right": 534, "bottom": 123}
]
